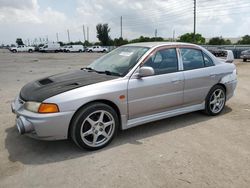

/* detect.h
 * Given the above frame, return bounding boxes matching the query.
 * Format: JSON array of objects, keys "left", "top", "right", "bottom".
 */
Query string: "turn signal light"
[{"left": 38, "top": 103, "right": 59, "bottom": 113}]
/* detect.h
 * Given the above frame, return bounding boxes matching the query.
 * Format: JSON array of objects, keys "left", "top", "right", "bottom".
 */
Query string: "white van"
[
  {"left": 39, "top": 42, "right": 60, "bottom": 52},
  {"left": 64, "top": 45, "right": 84, "bottom": 52}
]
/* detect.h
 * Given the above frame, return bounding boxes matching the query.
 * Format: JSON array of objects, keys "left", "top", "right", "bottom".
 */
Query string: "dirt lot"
[{"left": 0, "top": 49, "right": 250, "bottom": 188}]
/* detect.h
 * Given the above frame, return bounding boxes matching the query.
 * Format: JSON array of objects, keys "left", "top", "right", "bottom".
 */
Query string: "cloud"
[
  {"left": 0, "top": 0, "right": 249, "bottom": 44},
  {"left": 0, "top": 0, "right": 38, "bottom": 9}
]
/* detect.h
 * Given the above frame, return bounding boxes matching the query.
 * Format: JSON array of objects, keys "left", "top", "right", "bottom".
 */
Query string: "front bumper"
[{"left": 11, "top": 96, "right": 74, "bottom": 140}]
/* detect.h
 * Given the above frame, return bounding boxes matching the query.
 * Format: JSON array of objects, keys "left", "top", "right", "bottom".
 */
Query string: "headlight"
[
  {"left": 24, "top": 102, "right": 59, "bottom": 113},
  {"left": 24, "top": 102, "right": 41, "bottom": 112}
]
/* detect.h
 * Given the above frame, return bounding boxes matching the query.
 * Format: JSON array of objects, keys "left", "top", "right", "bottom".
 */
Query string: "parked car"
[
  {"left": 39, "top": 42, "right": 60, "bottom": 52},
  {"left": 240, "top": 50, "right": 250, "bottom": 62},
  {"left": 9, "top": 45, "right": 35, "bottom": 53},
  {"left": 60, "top": 45, "right": 69, "bottom": 52},
  {"left": 87, "top": 46, "right": 108, "bottom": 52},
  {"left": 64, "top": 45, "right": 84, "bottom": 52},
  {"left": 217, "top": 50, "right": 234, "bottom": 63},
  {"left": 11, "top": 42, "right": 237, "bottom": 150},
  {"left": 208, "top": 49, "right": 226, "bottom": 57}
]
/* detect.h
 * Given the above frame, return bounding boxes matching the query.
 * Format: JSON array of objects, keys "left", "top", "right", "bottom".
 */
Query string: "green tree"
[
  {"left": 83, "top": 40, "right": 92, "bottom": 46},
  {"left": 113, "top": 37, "right": 128, "bottom": 46},
  {"left": 178, "top": 33, "right": 205, "bottom": 44},
  {"left": 16, "top": 38, "right": 24, "bottom": 45},
  {"left": 208, "top": 37, "right": 231, "bottom": 45},
  {"left": 96, "top": 23, "right": 111, "bottom": 46},
  {"left": 237, "top": 35, "right": 250, "bottom": 44}
]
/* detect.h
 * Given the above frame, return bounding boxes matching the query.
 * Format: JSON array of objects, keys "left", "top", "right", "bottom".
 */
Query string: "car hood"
[{"left": 20, "top": 70, "right": 118, "bottom": 102}]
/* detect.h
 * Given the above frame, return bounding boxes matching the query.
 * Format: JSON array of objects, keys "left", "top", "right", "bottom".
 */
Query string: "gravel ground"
[{"left": 0, "top": 49, "right": 250, "bottom": 188}]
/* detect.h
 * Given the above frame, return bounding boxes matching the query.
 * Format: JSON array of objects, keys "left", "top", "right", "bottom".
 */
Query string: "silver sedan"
[{"left": 11, "top": 42, "right": 237, "bottom": 150}]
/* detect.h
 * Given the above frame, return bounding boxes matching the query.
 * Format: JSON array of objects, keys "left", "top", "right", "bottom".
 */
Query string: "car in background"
[
  {"left": 240, "top": 50, "right": 250, "bottom": 62},
  {"left": 9, "top": 45, "right": 35, "bottom": 53},
  {"left": 39, "top": 42, "right": 60, "bottom": 53},
  {"left": 86, "top": 46, "right": 108, "bottom": 53},
  {"left": 11, "top": 42, "right": 237, "bottom": 150},
  {"left": 208, "top": 49, "right": 227, "bottom": 57},
  {"left": 64, "top": 45, "right": 84, "bottom": 52},
  {"left": 60, "top": 45, "right": 69, "bottom": 52}
]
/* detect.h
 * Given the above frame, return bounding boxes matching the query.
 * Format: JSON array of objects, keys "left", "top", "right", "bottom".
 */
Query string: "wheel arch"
[
  {"left": 67, "top": 99, "right": 122, "bottom": 139},
  {"left": 216, "top": 83, "right": 227, "bottom": 93}
]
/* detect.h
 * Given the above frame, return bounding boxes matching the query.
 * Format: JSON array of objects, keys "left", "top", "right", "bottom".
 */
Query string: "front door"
[{"left": 128, "top": 47, "right": 184, "bottom": 119}]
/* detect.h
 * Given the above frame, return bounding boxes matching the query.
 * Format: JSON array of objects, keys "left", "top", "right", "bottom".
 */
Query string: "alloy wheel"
[
  {"left": 209, "top": 88, "right": 225, "bottom": 114},
  {"left": 80, "top": 110, "right": 115, "bottom": 147}
]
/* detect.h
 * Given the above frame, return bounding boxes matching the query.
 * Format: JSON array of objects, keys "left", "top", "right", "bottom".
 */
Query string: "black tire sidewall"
[
  {"left": 205, "top": 85, "right": 226, "bottom": 116},
  {"left": 71, "top": 103, "right": 119, "bottom": 150}
]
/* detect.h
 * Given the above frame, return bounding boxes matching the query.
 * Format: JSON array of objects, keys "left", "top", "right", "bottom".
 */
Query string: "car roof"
[{"left": 124, "top": 42, "right": 199, "bottom": 48}]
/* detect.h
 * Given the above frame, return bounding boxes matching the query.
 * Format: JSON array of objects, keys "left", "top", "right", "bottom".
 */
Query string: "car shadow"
[{"left": 5, "top": 106, "right": 232, "bottom": 165}]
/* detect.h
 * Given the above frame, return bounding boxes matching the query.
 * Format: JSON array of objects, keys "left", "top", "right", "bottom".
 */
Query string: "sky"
[{"left": 0, "top": 0, "right": 250, "bottom": 45}]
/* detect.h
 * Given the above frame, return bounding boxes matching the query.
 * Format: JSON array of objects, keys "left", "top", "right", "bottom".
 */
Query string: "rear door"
[
  {"left": 179, "top": 48, "right": 217, "bottom": 106},
  {"left": 128, "top": 47, "right": 184, "bottom": 119}
]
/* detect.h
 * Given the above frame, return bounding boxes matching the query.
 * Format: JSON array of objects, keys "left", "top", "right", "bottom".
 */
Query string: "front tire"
[
  {"left": 204, "top": 85, "right": 226, "bottom": 116},
  {"left": 70, "top": 103, "right": 119, "bottom": 150},
  {"left": 243, "top": 59, "right": 247, "bottom": 62}
]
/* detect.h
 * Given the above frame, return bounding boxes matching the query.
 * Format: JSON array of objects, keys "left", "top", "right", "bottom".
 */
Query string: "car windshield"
[{"left": 87, "top": 46, "right": 149, "bottom": 76}]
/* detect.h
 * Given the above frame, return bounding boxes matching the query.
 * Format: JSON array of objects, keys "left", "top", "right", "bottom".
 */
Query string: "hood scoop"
[{"left": 39, "top": 78, "right": 53, "bottom": 85}]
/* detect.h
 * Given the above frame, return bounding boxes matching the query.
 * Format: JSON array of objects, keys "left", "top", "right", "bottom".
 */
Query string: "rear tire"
[
  {"left": 204, "top": 85, "right": 226, "bottom": 116},
  {"left": 12, "top": 50, "right": 17, "bottom": 53},
  {"left": 70, "top": 102, "right": 119, "bottom": 150},
  {"left": 28, "top": 49, "right": 33, "bottom": 53},
  {"left": 243, "top": 59, "right": 247, "bottom": 62}
]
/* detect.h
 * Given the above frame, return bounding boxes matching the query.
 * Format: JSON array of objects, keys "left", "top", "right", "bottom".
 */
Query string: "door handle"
[
  {"left": 171, "top": 79, "right": 181, "bottom": 83},
  {"left": 209, "top": 74, "right": 216, "bottom": 78}
]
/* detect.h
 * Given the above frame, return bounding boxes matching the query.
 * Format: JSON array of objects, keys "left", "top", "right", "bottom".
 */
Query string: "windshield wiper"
[
  {"left": 81, "top": 67, "right": 121, "bottom": 76},
  {"left": 81, "top": 67, "right": 96, "bottom": 72},
  {"left": 97, "top": 70, "right": 121, "bottom": 77}
]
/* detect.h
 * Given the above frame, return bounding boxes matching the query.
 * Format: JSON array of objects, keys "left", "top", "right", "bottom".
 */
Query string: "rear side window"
[
  {"left": 203, "top": 53, "right": 214, "bottom": 67},
  {"left": 180, "top": 48, "right": 205, "bottom": 70}
]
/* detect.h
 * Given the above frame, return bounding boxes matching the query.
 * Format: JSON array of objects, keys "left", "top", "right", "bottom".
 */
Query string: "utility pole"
[
  {"left": 87, "top": 27, "right": 89, "bottom": 41},
  {"left": 56, "top": 33, "right": 59, "bottom": 42},
  {"left": 83, "top": 25, "right": 86, "bottom": 41},
  {"left": 120, "top": 16, "right": 123, "bottom": 38},
  {"left": 67, "top": 29, "right": 70, "bottom": 42},
  {"left": 173, "top": 29, "right": 175, "bottom": 42},
  {"left": 154, "top": 29, "right": 157, "bottom": 38},
  {"left": 193, "top": 0, "right": 196, "bottom": 43}
]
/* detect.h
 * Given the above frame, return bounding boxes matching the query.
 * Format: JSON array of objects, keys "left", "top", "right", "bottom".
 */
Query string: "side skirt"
[{"left": 123, "top": 102, "right": 205, "bottom": 130}]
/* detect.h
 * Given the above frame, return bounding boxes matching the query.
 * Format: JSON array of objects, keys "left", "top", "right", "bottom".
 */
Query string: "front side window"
[
  {"left": 88, "top": 46, "right": 149, "bottom": 76},
  {"left": 180, "top": 48, "right": 205, "bottom": 70},
  {"left": 143, "top": 48, "right": 178, "bottom": 75}
]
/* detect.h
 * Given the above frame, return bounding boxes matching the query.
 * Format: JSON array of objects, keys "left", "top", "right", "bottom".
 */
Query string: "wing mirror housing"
[{"left": 136, "top": 66, "right": 155, "bottom": 78}]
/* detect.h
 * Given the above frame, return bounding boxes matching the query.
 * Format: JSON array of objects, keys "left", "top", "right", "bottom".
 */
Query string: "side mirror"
[{"left": 137, "top": 66, "right": 155, "bottom": 78}]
